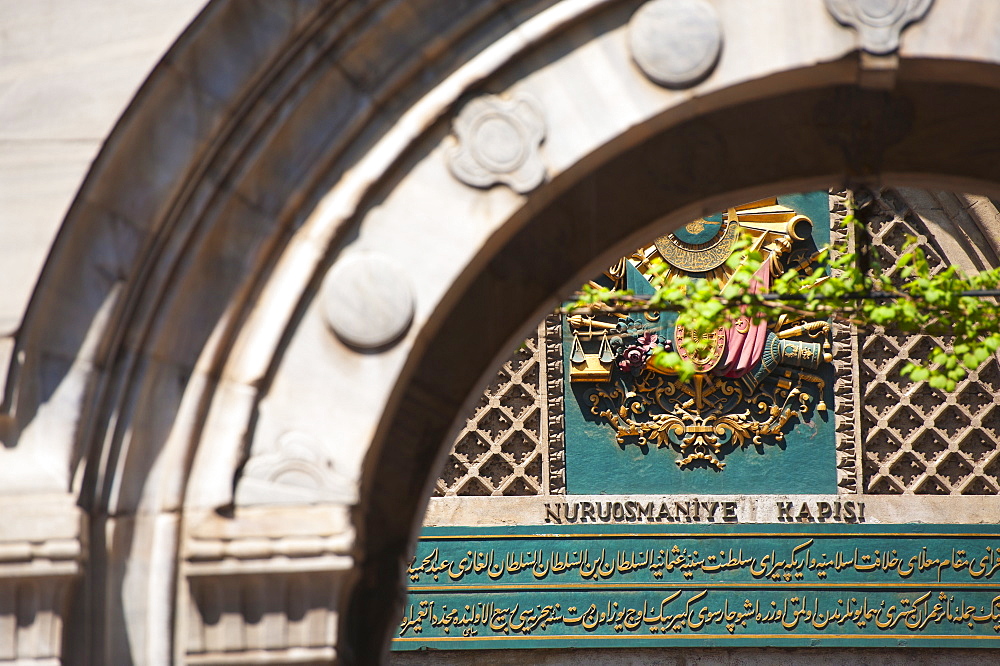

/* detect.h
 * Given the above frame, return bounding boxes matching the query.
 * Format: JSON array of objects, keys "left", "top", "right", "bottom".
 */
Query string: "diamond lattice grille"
[
  {"left": 435, "top": 329, "right": 546, "bottom": 496},
  {"left": 860, "top": 191, "right": 1000, "bottom": 494}
]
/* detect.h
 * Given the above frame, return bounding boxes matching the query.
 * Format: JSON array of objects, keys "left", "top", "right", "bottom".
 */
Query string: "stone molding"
[
  {"left": 0, "top": 496, "right": 83, "bottom": 665},
  {"left": 181, "top": 507, "right": 352, "bottom": 664}
]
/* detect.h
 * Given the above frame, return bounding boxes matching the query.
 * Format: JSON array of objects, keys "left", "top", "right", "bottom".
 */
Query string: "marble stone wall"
[{"left": 5, "top": 0, "right": 1000, "bottom": 663}]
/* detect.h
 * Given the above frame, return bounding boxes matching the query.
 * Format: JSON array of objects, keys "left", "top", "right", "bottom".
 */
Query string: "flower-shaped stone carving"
[
  {"left": 237, "top": 432, "right": 355, "bottom": 505},
  {"left": 826, "top": 0, "right": 934, "bottom": 55},
  {"left": 446, "top": 92, "right": 546, "bottom": 194}
]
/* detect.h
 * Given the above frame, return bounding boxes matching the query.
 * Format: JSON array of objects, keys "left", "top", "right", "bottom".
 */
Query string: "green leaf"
[{"left": 649, "top": 350, "right": 682, "bottom": 373}]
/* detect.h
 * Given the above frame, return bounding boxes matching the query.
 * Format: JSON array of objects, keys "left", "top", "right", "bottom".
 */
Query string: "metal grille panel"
[
  {"left": 434, "top": 326, "right": 547, "bottom": 496},
  {"left": 859, "top": 190, "right": 1000, "bottom": 495}
]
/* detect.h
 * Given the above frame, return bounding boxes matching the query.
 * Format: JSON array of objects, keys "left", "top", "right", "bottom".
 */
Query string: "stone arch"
[{"left": 5, "top": 0, "right": 1000, "bottom": 663}]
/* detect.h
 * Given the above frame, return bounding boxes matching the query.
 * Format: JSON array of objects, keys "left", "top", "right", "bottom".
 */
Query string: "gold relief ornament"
[
  {"left": 673, "top": 323, "right": 726, "bottom": 373},
  {"left": 571, "top": 199, "right": 833, "bottom": 470},
  {"left": 570, "top": 329, "right": 615, "bottom": 383},
  {"left": 654, "top": 214, "right": 740, "bottom": 273}
]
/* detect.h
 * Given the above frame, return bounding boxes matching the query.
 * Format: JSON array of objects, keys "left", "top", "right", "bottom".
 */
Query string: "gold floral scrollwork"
[{"left": 585, "top": 351, "right": 828, "bottom": 470}]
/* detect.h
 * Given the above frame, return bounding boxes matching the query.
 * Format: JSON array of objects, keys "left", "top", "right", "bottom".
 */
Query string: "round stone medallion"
[
  {"left": 321, "top": 251, "right": 414, "bottom": 350},
  {"left": 628, "top": 0, "right": 723, "bottom": 89}
]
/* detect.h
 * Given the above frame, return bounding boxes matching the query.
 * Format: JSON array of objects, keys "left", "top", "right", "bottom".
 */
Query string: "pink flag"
[{"left": 715, "top": 261, "right": 770, "bottom": 378}]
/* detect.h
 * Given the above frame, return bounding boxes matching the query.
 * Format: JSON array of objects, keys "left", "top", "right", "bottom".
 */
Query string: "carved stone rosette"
[
  {"left": 236, "top": 431, "right": 356, "bottom": 506},
  {"left": 825, "top": 0, "right": 934, "bottom": 54},
  {"left": 446, "top": 92, "right": 546, "bottom": 194}
]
